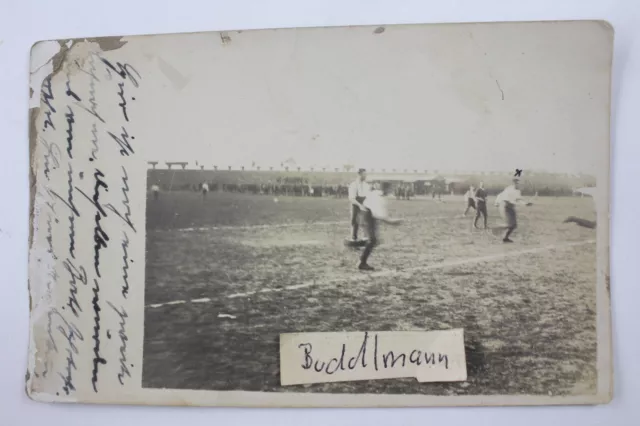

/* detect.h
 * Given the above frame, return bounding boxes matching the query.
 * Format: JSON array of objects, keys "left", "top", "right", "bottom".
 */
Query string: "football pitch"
[{"left": 142, "top": 191, "right": 598, "bottom": 396}]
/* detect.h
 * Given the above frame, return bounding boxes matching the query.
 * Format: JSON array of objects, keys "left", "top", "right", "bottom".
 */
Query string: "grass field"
[{"left": 142, "top": 191, "right": 598, "bottom": 396}]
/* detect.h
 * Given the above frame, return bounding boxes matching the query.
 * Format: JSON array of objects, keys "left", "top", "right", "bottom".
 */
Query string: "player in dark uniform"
[{"left": 473, "top": 181, "right": 488, "bottom": 229}]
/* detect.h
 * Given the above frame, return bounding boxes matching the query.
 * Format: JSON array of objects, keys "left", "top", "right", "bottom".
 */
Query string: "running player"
[
  {"left": 348, "top": 168, "right": 371, "bottom": 241},
  {"left": 494, "top": 178, "right": 532, "bottom": 243},
  {"left": 474, "top": 181, "right": 488, "bottom": 229},
  {"left": 463, "top": 185, "right": 476, "bottom": 217},
  {"left": 563, "top": 186, "right": 597, "bottom": 229},
  {"left": 563, "top": 217, "right": 596, "bottom": 229},
  {"left": 358, "top": 182, "right": 402, "bottom": 271}
]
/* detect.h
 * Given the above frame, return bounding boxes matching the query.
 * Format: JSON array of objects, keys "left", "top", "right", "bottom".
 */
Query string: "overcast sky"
[{"left": 123, "top": 21, "right": 611, "bottom": 175}]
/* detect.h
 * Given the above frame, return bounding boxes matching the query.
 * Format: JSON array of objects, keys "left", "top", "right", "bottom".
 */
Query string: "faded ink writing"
[
  {"left": 41, "top": 76, "right": 56, "bottom": 131},
  {"left": 91, "top": 279, "right": 107, "bottom": 392},
  {"left": 63, "top": 257, "right": 87, "bottom": 317},
  {"left": 75, "top": 170, "right": 109, "bottom": 278},
  {"left": 107, "top": 127, "right": 135, "bottom": 156},
  {"left": 107, "top": 302, "right": 130, "bottom": 385}
]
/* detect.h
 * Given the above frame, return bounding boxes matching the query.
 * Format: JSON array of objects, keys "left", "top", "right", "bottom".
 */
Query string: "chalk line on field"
[
  {"left": 178, "top": 221, "right": 348, "bottom": 232},
  {"left": 145, "top": 239, "right": 595, "bottom": 309},
  {"left": 153, "top": 215, "right": 457, "bottom": 233},
  {"left": 147, "top": 299, "right": 186, "bottom": 308}
]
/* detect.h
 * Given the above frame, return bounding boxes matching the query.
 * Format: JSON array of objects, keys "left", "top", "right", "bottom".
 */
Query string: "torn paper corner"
[
  {"left": 29, "top": 40, "right": 63, "bottom": 72},
  {"left": 29, "top": 36, "right": 128, "bottom": 109},
  {"left": 25, "top": 378, "right": 78, "bottom": 404},
  {"left": 29, "top": 40, "right": 62, "bottom": 109},
  {"left": 25, "top": 337, "right": 47, "bottom": 402}
]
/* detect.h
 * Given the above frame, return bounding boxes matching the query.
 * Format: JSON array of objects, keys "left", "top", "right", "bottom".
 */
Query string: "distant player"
[
  {"left": 563, "top": 217, "right": 596, "bottom": 229},
  {"left": 563, "top": 186, "right": 597, "bottom": 229},
  {"left": 201, "top": 182, "right": 209, "bottom": 199},
  {"left": 432, "top": 182, "right": 443, "bottom": 202},
  {"left": 463, "top": 185, "right": 476, "bottom": 216},
  {"left": 494, "top": 178, "right": 532, "bottom": 243},
  {"left": 358, "top": 183, "right": 402, "bottom": 271},
  {"left": 474, "top": 181, "right": 488, "bottom": 229},
  {"left": 151, "top": 184, "right": 160, "bottom": 200},
  {"left": 348, "top": 168, "right": 371, "bottom": 241}
]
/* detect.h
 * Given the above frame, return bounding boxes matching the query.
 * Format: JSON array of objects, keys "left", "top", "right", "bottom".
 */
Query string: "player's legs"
[
  {"left": 502, "top": 204, "right": 517, "bottom": 242},
  {"left": 464, "top": 199, "right": 475, "bottom": 216},
  {"left": 475, "top": 202, "right": 487, "bottom": 228},
  {"left": 482, "top": 202, "right": 488, "bottom": 228},
  {"left": 504, "top": 226, "right": 515, "bottom": 241},
  {"left": 351, "top": 205, "right": 360, "bottom": 240},
  {"left": 359, "top": 211, "right": 377, "bottom": 269}
]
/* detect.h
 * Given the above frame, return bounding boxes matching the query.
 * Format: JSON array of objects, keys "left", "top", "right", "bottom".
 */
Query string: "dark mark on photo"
[{"left": 495, "top": 79, "right": 504, "bottom": 101}]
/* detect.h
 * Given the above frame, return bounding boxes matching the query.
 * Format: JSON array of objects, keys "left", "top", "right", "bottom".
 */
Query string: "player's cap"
[
  {"left": 357, "top": 168, "right": 366, "bottom": 174},
  {"left": 512, "top": 178, "right": 520, "bottom": 183}
]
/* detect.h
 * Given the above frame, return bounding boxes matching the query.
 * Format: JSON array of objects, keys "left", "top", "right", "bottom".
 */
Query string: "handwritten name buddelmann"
[
  {"left": 28, "top": 44, "right": 142, "bottom": 400},
  {"left": 280, "top": 330, "right": 467, "bottom": 386}
]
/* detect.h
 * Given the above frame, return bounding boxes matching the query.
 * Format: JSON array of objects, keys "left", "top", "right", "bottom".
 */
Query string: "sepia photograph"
[
  {"left": 23, "top": 18, "right": 612, "bottom": 408},
  {"left": 11, "top": 0, "right": 640, "bottom": 421},
  {"left": 138, "top": 21, "right": 612, "bottom": 399}
]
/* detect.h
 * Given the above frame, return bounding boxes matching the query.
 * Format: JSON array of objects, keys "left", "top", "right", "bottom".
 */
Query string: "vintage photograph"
[{"left": 140, "top": 21, "right": 611, "bottom": 398}]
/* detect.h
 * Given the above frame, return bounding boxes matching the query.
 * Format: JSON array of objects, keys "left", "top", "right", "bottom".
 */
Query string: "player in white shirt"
[
  {"left": 348, "top": 168, "right": 372, "bottom": 241},
  {"left": 462, "top": 185, "right": 476, "bottom": 217},
  {"left": 358, "top": 183, "right": 402, "bottom": 271},
  {"left": 151, "top": 184, "right": 160, "bottom": 200},
  {"left": 201, "top": 182, "right": 210, "bottom": 199},
  {"left": 494, "top": 178, "right": 532, "bottom": 243}
]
